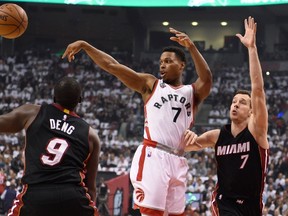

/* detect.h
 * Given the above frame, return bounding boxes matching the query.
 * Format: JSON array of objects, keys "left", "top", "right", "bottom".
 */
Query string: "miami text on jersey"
[{"left": 216, "top": 142, "right": 250, "bottom": 156}]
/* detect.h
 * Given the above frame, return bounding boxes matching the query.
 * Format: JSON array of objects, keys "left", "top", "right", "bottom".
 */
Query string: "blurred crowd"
[{"left": 0, "top": 48, "right": 287, "bottom": 216}]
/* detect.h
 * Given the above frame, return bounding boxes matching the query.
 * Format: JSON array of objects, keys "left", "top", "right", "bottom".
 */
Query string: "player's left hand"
[
  {"left": 184, "top": 130, "right": 201, "bottom": 148},
  {"left": 169, "top": 27, "right": 193, "bottom": 48},
  {"left": 236, "top": 16, "right": 257, "bottom": 49}
]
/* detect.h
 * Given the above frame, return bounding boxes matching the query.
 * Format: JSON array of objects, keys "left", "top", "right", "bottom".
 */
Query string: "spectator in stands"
[
  {"left": 0, "top": 172, "right": 16, "bottom": 216},
  {"left": 96, "top": 177, "right": 110, "bottom": 216}
]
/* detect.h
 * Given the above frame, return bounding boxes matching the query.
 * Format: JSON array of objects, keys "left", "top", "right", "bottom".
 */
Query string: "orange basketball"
[{"left": 0, "top": 3, "right": 28, "bottom": 39}]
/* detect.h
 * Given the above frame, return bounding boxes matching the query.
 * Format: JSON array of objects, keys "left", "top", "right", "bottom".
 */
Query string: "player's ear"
[{"left": 180, "top": 62, "right": 185, "bottom": 70}]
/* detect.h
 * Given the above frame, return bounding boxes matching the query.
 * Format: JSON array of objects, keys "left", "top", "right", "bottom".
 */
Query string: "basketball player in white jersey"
[{"left": 62, "top": 27, "right": 212, "bottom": 216}]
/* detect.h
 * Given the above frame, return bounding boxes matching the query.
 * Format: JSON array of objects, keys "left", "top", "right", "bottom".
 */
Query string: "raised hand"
[
  {"left": 236, "top": 16, "right": 257, "bottom": 49},
  {"left": 169, "top": 27, "right": 194, "bottom": 48}
]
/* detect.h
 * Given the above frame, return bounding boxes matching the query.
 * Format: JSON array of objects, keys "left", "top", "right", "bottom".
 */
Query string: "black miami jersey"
[
  {"left": 22, "top": 103, "right": 90, "bottom": 185},
  {"left": 214, "top": 124, "right": 269, "bottom": 199}
]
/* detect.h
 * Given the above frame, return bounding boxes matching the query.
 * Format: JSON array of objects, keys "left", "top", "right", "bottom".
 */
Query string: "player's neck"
[{"left": 231, "top": 121, "right": 248, "bottom": 137}]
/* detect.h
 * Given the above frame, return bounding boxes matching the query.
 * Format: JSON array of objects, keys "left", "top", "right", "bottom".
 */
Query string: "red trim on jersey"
[
  {"left": 191, "top": 83, "right": 197, "bottom": 128},
  {"left": 52, "top": 103, "right": 79, "bottom": 117},
  {"left": 143, "top": 138, "right": 157, "bottom": 147},
  {"left": 144, "top": 106, "right": 152, "bottom": 140},
  {"left": 80, "top": 154, "right": 90, "bottom": 187},
  {"left": 258, "top": 146, "right": 269, "bottom": 213},
  {"left": 143, "top": 80, "right": 159, "bottom": 140},
  {"left": 189, "top": 119, "right": 194, "bottom": 130},
  {"left": 211, "top": 184, "right": 220, "bottom": 216},
  {"left": 166, "top": 84, "right": 184, "bottom": 89},
  {"left": 144, "top": 126, "right": 151, "bottom": 140},
  {"left": 7, "top": 184, "right": 28, "bottom": 216},
  {"left": 144, "top": 79, "right": 159, "bottom": 106},
  {"left": 136, "top": 144, "right": 147, "bottom": 181},
  {"left": 186, "top": 83, "right": 195, "bottom": 129},
  {"left": 86, "top": 191, "right": 99, "bottom": 216}
]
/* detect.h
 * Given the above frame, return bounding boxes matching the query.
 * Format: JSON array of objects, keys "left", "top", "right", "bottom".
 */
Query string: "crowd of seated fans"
[{"left": 0, "top": 48, "right": 287, "bottom": 215}]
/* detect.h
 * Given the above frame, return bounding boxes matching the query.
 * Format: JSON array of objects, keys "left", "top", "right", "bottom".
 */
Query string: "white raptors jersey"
[{"left": 143, "top": 79, "right": 195, "bottom": 152}]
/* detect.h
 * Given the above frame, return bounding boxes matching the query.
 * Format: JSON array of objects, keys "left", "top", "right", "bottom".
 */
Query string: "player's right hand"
[{"left": 62, "top": 40, "right": 86, "bottom": 62}]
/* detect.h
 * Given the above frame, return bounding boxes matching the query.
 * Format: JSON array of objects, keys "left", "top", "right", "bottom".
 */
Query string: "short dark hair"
[
  {"left": 234, "top": 90, "right": 251, "bottom": 108},
  {"left": 54, "top": 77, "right": 82, "bottom": 110},
  {"left": 234, "top": 89, "right": 251, "bottom": 97},
  {"left": 162, "top": 46, "right": 186, "bottom": 64}
]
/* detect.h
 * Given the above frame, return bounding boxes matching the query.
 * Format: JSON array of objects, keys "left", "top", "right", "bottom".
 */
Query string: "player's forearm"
[
  {"left": 248, "top": 47, "right": 264, "bottom": 91},
  {"left": 82, "top": 41, "right": 120, "bottom": 73},
  {"left": 188, "top": 44, "right": 212, "bottom": 83}
]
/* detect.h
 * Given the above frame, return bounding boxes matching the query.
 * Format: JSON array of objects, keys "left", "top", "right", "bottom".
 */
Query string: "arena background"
[
  {"left": 0, "top": 1, "right": 288, "bottom": 215},
  {"left": 1, "top": 1, "right": 288, "bottom": 57}
]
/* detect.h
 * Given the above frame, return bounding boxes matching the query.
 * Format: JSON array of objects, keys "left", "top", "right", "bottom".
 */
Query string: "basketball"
[{"left": 0, "top": 3, "right": 28, "bottom": 39}]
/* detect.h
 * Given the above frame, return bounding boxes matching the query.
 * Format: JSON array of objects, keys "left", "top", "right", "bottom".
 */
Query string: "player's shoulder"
[
  {"left": 143, "top": 73, "right": 158, "bottom": 87},
  {"left": 88, "top": 126, "right": 98, "bottom": 136},
  {"left": 21, "top": 103, "right": 41, "bottom": 108},
  {"left": 248, "top": 121, "right": 269, "bottom": 149},
  {"left": 15, "top": 103, "right": 41, "bottom": 113}
]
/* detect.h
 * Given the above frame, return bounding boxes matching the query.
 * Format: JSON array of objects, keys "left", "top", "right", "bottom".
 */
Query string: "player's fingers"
[
  {"left": 244, "top": 18, "right": 248, "bottom": 29},
  {"left": 189, "top": 135, "right": 202, "bottom": 148},
  {"left": 176, "top": 31, "right": 186, "bottom": 36},
  {"left": 169, "top": 27, "right": 178, "bottom": 32},
  {"left": 195, "top": 140, "right": 202, "bottom": 148},
  {"left": 235, "top": 33, "right": 242, "bottom": 40},
  {"left": 184, "top": 130, "right": 197, "bottom": 145},
  {"left": 185, "top": 134, "right": 193, "bottom": 144},
  {"left": 184, "top": 129, "right": 192, "bottom": 138},
  {"left": 170, "top": 36, "right": 179, "bottom": 42},
  {"left": 190, "top": 134, "right": 199, "bottom": 146},
  {"left": 184, "top": 131, "right": 190, "bottom": 144},
  {"left": 68, "top": 54, "right": 75, "bottom": 62},
  {"left": 249, "top": 16, "right": 254, "bottom": 27},
  {"left": 254, "top": 23, "right": 257, "bottom": 34},
  {"left": 62, "top": 49, "right": 68, "bottom": 59},
  {"left": 169, "top": 27, "right": 183, "bottom": 35},
  {"left": 179, "top": 37, "right": 188, "bottom": 42}
]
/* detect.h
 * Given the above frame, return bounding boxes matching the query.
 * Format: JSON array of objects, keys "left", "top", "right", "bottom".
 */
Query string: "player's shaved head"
[{"left": 54, "top": 76, "right": 82, "bottom": 110}]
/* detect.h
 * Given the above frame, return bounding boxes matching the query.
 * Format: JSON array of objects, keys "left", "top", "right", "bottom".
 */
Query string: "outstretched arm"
[
  {"left": 236, "top": 16, "right": 269, "bottom": 149},
  {"left": 62, "top": 40, "right": 156, "bottom": 98},
  {"left": 184, "top": 129, "right": 219, "bottom": 152},
  {"left": 0, "top": 104, "right": 40, "bottom": 133},
  {"left": 170, "top": 28, "right": 212, "bottom": 106}
]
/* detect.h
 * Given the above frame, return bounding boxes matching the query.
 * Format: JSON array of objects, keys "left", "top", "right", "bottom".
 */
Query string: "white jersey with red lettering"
[
  {"left": 130, "top": 79, "right": 195, "bottom": 214},
  {"left": 144, "top": 79, "right": 195, "bottom": 152}
]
